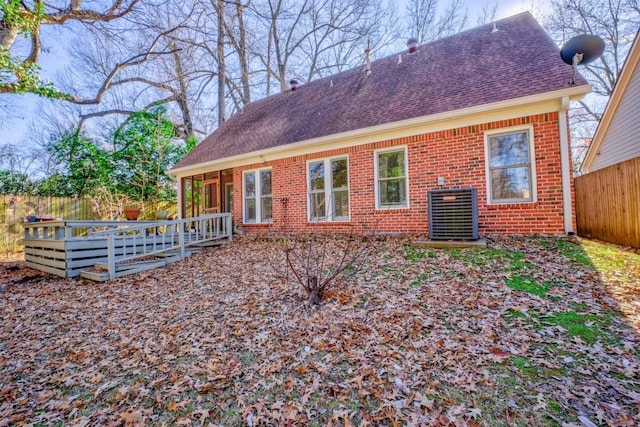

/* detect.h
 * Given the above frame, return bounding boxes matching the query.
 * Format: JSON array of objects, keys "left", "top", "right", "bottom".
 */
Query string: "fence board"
[
  {"left": 1, "top": 195, "right": 177, "bottom": 254},
  {"left": 575, "top": 157, "right": 640, "bottom": 249}
]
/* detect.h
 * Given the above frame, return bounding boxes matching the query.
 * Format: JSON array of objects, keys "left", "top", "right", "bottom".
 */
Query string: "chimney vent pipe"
[{"left": 407, "top": 38, "right": 418, "bottom": 53}]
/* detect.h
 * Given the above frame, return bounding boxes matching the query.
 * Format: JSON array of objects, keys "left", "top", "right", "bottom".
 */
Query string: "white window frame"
[
  {"left": 306, "top": 156, "right": 350, "bottom": 222},
  {"left": 484, "top": 125, "right": 537, "bottom": 205},
  {"left": 374, "top": 146, "right": 409, "bottom": 210},
  {"left": 242, "top": 168, "right": 273, "bottom": 223}
]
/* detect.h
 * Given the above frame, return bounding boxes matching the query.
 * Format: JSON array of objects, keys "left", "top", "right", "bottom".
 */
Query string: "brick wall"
[{"left": 231, "top": 113, "right": 573, "bottom": 235}]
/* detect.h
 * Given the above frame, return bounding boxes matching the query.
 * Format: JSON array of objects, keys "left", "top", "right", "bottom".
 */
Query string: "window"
[
  {"left": 243, "top": 168, "right": 272, "bottom": 223},
  {"left": 375, "top": 147, "right": 408, "bottom": 209},
  {"left": 486, "top": 127, "right": 536, "bottom": 203},
  {"left": 224, "top": 182, "right": 233, "bottom": 214},
  {"left": 308, "top": 157, "right": 349, "bottom": 221}
]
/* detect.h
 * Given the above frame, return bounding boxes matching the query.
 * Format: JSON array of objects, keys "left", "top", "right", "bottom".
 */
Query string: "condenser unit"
[{"left": 428, "top": 188, "right": 479, "bottom": 240}]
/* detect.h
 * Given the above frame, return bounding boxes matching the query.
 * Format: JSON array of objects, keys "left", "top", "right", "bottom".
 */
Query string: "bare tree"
[
  {"left": 250, "top": 0, "right": 390, "bottom": 95},
  {"left": 55, "top": 1, "right": 211, "bottom": 140},
  {"left": 0, "top": 143, "right": 39, "bottom": 177},
  {"left": 404, "top": 0, "right": 468, "bottom": 44},
  {"left": 0, "top": 0, "right": 140, "bottom": 97},
  {"left": 282, "top": 219, "right": 378, "bottom": 308},
  {"left": 544, "top": 0, "right": 640, "bottom": 166},
  {"left": 300, "top": 0, "right": 393, "bottom": 81},
  {"left": 546, "top": 0, "right": 640, "bottom": 121},
  {"left": 224, "top": 0, "right": 252, "bottom": 105},
  {"left": 476, "top": 2, "right": 498, "bottom": 26},
  {"left": 0, "top": 0, "right": 399, "bottom": 152}
]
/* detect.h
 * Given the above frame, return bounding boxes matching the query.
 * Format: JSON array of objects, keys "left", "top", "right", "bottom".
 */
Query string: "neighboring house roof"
[
  {"left": 581, "top": 30, "right": 640, "bottom": 173},
  {"left": 172, "top": 12, "right": 588, "bottom": 175}
]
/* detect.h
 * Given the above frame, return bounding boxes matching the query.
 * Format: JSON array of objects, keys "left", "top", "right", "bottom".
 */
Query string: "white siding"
[{"left": 590, "top": 59, "right": 640, "bottom": 171}]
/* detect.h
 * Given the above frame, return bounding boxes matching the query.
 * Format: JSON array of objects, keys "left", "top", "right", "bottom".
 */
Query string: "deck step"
[
  {"left": 94, "top": 259, "right": 167, "bottom": 272},
  {"left": 80, "top": 270, "right": 110, "bottom": 282},
  {"left": 195, "top": 239, "right": 228, "bottom": 248},
  {"left": 156, "top": 247, "right": 201, "bottom": 257},
  {"left": 82, "top": 258, "right": 174, "bottom": 281},
  {"left": 80, "top": 247, "right": 207, "bottom": 282}
]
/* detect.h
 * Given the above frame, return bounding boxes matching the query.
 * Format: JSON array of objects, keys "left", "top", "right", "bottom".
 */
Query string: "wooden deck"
[{"left": 22, "top": 214, "right": 232, "bottom": 281}]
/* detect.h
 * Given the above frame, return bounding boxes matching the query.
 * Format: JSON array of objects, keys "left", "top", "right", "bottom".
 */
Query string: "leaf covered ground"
[{"left": 1, "top": 235, "right": 639, "bottom": 426}]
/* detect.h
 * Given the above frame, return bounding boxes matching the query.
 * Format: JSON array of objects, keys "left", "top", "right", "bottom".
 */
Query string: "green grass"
[
  {"left": 482, "top": 364, "right": 571, "bottom": 426},
  {"left": 403, "top": 245, "right": 427, "bottom": 263},
  {"left": 581, "top": 240, "right": 640, "bottom": 282},
  {"left": 504, "top": 304, "right": 622, "bottom": 346},
  {"left": 508, "top": 356, "right": 567, "bottom": 381},
  {"left": 505, "top": 275, "right": 556, "bottom": 297},
  {"left": 410, "top": 273, "right": 429, "bottom": 286},
  {"left": 539, "top": 309, "right": 619, "bottom": 344},
  {"left": 539, "top": 238, "right": 640, "bottom": 281},
  {"left": 443, "top": 247, "right": 535, "bottom": 271},
  {"left": 504, "top": 309, "right": 527, "bottom": 321},
  {"left": 556, "top": 241, "right": 591, "bottom": 265}
]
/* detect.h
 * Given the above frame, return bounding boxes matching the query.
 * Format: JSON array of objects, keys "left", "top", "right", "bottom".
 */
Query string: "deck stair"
[
  {"left": 22, "top": 214, "right": 232, "bottom": 281},
  {"left": 78, "top": 214, "right": 232, "bottom": 282}
]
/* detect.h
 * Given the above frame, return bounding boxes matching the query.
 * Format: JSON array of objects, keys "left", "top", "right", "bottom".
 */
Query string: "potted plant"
[{"left": 124, "top": 207, "right": 141, "bottom": 220}]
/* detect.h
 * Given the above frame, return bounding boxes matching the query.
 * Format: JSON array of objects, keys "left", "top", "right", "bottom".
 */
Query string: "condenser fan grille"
[{"left": 428, "top": 188, "right": 479, "bottom": 240}]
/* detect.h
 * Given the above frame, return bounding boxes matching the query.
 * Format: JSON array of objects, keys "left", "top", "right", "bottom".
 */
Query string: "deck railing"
[
  {"left": 21, "top": 214, "right": 232, "bottom": 279},
  {"left": 91, "top": 213, "right": 232, "bottom": 280},
  {"left": 23, "top": 220, "right": 160, "bottom": 240}
]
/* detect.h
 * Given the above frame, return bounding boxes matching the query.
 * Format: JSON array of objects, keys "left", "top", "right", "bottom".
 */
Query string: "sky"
[{"left": 0, "top": 0, "right": 550, "bottom": 148}]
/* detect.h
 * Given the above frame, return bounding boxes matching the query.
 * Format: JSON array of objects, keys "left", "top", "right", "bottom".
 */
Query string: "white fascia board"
[{"left": 170, "top": 85, "right": 591, "bottom": 178}]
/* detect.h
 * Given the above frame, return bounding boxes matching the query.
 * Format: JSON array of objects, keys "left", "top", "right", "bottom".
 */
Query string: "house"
[
  {"left": 574, "top": 30, "right": 640, "bottom": 249},
  {"left": 580, "top": 30, "right": 640, "bottom": 173},
  {"left": 169, "top": 12, "right": 591, "bottom": 236}
]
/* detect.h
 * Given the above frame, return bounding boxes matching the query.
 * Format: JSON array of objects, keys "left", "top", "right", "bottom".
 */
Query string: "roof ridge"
[{"left": 235, "top": 12, "right": 537, "bottom": 116}]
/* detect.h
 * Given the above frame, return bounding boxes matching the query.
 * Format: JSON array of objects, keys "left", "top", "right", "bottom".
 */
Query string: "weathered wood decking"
[{"left": 22, "top": 214, "right": 232, "bottom": 281}]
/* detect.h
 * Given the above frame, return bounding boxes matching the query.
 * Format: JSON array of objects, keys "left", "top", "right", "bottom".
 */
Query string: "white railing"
[
  {"left": 23, "top": 220, "right": 159, "bottom": 240},
  {"left": 89, "top": 213, "right": 233, "bottom": 280}
]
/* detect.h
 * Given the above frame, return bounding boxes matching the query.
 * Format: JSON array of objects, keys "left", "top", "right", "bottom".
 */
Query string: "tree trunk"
[
  {"left": 0, "top": 21, "right": 20, "bottom": 51},
  {"left": 217, "top": 0, "right": 226, "bottom": 125},
  {"left": 236, "top": 2, "right": 251, "bottom": 105},
  {"left": 170, "top": 41, "right": 194, "bottom": 140}
]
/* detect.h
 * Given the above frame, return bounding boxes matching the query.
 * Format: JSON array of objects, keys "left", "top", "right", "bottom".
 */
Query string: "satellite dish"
[{"left": 560, "top": 34, "right": 605, "bottom": 85}]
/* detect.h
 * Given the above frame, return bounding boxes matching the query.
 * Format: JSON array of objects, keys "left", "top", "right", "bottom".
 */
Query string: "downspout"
[{"left": 558, "top": 96, "right": 574, "bottom": 234}]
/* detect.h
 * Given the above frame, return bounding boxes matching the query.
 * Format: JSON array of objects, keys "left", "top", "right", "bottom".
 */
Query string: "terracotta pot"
[{"left": 124, "top": 207, "right": 141, "bottom": 220}]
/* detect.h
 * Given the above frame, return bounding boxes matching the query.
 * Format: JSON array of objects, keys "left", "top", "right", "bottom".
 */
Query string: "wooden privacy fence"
[
  {"left": 2, "top": 196, "right": 96, "bottom": 234},
  {"left": 575, "top": 157, "right": 640, "bottom": 249},
  {"left": 1, "top": 195, "right": 177, "bottom": 253}
]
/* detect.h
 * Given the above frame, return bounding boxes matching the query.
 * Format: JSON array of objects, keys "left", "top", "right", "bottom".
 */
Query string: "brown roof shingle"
[{"left": 173, "top": 12, "right": 587, "bottom": 171}]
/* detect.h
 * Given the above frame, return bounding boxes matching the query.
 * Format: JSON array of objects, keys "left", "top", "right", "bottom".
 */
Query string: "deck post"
[
  {"left": 226, "top": 213, "right": 233, "bottom": 242},
  {"left": 107, "top": 233, "right": 116, "bottom": 280},
  {"left": 179, "top": 222, "right": 186, "bottom": 259},
  {"left": 54, "top": 225, "right": 64, "bottom": 240}
]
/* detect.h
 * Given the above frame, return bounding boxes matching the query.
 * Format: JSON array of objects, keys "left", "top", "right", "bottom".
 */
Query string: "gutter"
[
  {"left": 169, "top": 85, "right": 591, "bottom": 178},
  {"left": 558, "top": 96, "right": 574, "bottom": 234}
]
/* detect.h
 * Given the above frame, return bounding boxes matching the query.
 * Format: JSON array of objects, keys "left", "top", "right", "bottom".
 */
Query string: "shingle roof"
[{"left": 173, "top": 12, "right": 587, "bottom": 171}]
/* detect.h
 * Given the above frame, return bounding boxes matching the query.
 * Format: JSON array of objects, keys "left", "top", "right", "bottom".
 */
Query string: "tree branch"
[{"left": 43, "top": 0, "right": 140, "bottom": 25}]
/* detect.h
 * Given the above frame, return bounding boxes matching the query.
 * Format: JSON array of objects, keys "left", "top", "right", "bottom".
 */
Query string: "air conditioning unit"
[{"left": 428, "top": 188, "right": 479, "bottom": 240}]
